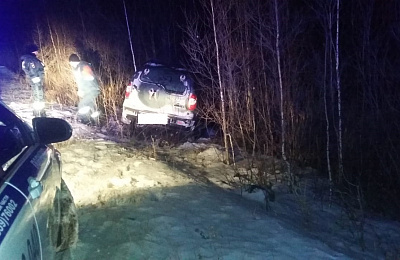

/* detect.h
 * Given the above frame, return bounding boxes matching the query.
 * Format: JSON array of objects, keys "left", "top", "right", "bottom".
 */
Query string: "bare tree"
[
  {"left": 335, "top": 0, "right": 344, "bottom": 184},
  {"left": 273, "top": 0, "right": 294, "bottom": 191},
  {"left": 310, "top": 0, "right": 337, "bottom": 202},
  {"left": 210, "top": 0, "right": 230, "bottom": 162},
  {"left": 122, "top": 0, "right": 137, "bottom": 71}
]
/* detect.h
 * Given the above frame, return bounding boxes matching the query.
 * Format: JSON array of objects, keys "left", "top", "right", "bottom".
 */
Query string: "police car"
[{"left": 0, "top": 101, "right": 77, "bottom": 259}]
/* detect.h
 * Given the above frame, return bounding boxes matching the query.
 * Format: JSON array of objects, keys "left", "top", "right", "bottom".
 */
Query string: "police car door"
[{"left": 0, "top": 112, "right": 53, "bottom": 259}]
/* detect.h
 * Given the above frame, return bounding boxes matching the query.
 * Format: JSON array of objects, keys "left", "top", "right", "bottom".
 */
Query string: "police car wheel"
[
  {"left": 50, "top": 179, "right": 79, "bottom": 252},
  {"left": 49, "top": 186, "right": 62, "bottom": 249}
]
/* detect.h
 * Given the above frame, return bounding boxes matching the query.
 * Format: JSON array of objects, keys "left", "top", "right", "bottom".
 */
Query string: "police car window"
[{"left": 0, "top": 119, "right": 27, "bottom": 171}]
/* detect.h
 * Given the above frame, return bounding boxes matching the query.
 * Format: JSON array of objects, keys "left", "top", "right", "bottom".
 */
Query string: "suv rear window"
[{"left": 139, "top": 66, "right": 189, "bottom": 94}]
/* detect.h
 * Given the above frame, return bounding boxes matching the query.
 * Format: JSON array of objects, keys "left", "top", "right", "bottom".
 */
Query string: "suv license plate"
[{"left": 138, "top": 113, "right": 168, "bottom": 125}]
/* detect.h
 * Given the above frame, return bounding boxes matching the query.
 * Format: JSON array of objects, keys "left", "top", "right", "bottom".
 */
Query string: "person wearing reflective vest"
[
  {"left": 20, "top": 44, "right": 46, "bottom": 117},
  {"left": 68, "top": 54, "right": 100, "bottom": 124}
]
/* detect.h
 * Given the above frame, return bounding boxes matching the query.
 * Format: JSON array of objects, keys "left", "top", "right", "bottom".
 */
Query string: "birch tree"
[
  {"left": 310, "top": 0, "right": 335, "bottom": 200},
  {"left": 335, "top": 0, "right": 344, "bottom": 183},
  {"left": 210, "top": 0, "right": 230, "bottom": 162}
]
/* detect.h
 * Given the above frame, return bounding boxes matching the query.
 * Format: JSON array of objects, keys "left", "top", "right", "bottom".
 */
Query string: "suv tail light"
[
  {"left": 187, "top": 93, "right": 197, "bottom": 111},
  {"left": 125, "top": 82, "right": 133, "bottom": 98}
]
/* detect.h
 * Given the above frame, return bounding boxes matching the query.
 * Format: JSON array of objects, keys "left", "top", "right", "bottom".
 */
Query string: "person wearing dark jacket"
[
  {"left": 20, "top": 44, "right": 46, "bottom": 117},
  {"left": 69, "top": 54, "right": 100, "bottom": 124}
]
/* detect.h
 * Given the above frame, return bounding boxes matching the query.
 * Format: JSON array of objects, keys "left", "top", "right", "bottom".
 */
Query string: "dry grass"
[{"left": 32, "top": 23, "right": 132, "bottom": 127}]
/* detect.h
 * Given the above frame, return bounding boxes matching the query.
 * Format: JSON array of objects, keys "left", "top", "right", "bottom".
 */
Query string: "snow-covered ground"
[{"left": 1, "top": 66, "right": 400, "bottom": 260}]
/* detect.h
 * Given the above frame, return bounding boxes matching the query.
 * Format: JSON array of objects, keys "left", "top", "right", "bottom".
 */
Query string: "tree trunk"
[
  {"left": 273, "top": 0, "right": 293, "bottom": 191},
  {"left": 210, "top": 0, "right": 229, "bottom": 163}
]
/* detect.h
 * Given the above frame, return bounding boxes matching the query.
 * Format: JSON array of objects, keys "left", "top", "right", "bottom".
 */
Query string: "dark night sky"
[
  {"left": 0, "top": 0, "right": 40, "bottom": 43},
  {"left": 0, "top": 0, "right": 43, "bottom": 69},
  {"left": 0, "top": 0, "right": 191, "bottom": 68}
]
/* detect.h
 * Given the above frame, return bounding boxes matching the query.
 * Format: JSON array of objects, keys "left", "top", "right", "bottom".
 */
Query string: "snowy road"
[{"left": 55, "top": 140, "right": 348, "bottom": 260}]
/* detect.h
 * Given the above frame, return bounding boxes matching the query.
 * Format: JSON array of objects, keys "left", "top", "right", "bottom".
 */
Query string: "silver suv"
[{"left": 121, "top": 62, "right": 197, "bottom": 129}]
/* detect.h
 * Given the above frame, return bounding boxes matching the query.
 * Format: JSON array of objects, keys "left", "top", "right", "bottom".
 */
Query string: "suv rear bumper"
[{"left": 122, "top": 108, "right": 195, "bottom": 128}]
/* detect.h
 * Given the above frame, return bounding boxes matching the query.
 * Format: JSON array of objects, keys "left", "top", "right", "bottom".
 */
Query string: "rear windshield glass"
[{"left": 139, "top": 66, "right": 190, "bottom": 94}]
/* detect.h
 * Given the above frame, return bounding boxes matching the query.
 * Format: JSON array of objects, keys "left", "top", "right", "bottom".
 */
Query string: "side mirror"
[{"left": 32, "top": 117, "right": 73, "bottom": 144}]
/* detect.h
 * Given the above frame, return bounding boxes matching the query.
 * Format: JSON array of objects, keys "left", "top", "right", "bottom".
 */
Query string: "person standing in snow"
[
  {"left": 20, "top": 44, "right": 46, "bottom": 117},
  {"left": 68, "top": 53, "right": 100, "bottom": 124}
]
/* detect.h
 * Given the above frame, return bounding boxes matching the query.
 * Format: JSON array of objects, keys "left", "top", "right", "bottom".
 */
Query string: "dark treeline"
[{"left": 1, "top": 0, "right": 399, "bottom": 220}]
